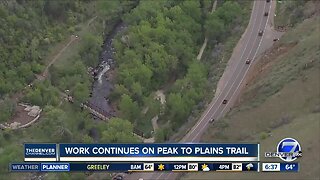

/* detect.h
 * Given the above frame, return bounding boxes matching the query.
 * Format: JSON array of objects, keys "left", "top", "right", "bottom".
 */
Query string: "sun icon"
[
  {"left": 201, "top": 164, "right": 208, "bottom": 170},
  {"left": 158, "top": 164, "right": 165, "bottom": 171}
]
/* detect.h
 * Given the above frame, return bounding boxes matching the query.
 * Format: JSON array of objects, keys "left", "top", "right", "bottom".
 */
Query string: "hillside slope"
[{"left": 183, "top": 10, "right": 320, "bottom": 180}]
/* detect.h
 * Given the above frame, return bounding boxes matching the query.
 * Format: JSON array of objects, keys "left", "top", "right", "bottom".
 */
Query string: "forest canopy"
[{"left": 112, "top": 0, "right": 242, "bottom": 139}]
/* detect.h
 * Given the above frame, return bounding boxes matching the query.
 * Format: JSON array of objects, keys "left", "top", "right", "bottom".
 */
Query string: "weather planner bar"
[{"left": 10, "top": 162, "right": 260, "bottom": 172}]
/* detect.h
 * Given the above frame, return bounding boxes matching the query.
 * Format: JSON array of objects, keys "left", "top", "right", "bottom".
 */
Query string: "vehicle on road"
[
  {"left": 245, "top": 59, "right": 251, "bottom": 64},
  {"left": 222, "top": 99, "right": 228, "bottom": 104},
  {"left": 273, "top": 38, "right": 279, "bottom": 41},
  {"left": 210, "top": 118, "right": 215, "bottom": 123},
  {"left": 264, "top": 12, "right": 269, "bottom": 16},
  {"left": 113, "top": 174, "right": 124, "bottom": 180},
  {"left": 258, "top": 30, "right": 263, "bottom": 36},
  {"left": 266, "top": 0, "right": 270, "bottom": 2}
]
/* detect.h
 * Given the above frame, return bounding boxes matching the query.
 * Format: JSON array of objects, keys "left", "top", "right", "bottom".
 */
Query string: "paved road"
[{"left": 124, "top": 0, "right": 273, "bottom": 179}]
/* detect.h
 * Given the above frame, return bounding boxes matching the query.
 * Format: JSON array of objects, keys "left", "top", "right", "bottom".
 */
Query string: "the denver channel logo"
[
  {"left": 25, "top": 147, "right": 55, "bottom": 156},
  {"left": 265, "top": 138, "right": 302, "bottom": 162}
]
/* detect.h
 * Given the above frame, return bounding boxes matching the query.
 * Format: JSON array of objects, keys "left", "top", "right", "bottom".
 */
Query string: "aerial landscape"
[{"left": 0, "top": 0, "right": 319, "bottom": 180}]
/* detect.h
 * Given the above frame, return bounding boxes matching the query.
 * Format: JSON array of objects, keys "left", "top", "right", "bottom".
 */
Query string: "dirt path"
[
  {"left": 87, "top": 16, "right": 98, "bottom": 26},
  {"left": 197, "top": 0, "right": 217, "bottom": 61},
  {"left": 40, "top": 35, "right": 79, "bottom": 79},
  {"left": 39, "top": 15, "right": 98, "bottom": 80}
]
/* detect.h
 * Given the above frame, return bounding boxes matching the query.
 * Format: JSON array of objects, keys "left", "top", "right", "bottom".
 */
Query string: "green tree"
[
  {"left": 109, "top": 84, "right": 130, "bottom": 101},
  {"left": 181, "top": 0, "right": 202, "bottom": 24},
  {"left": 131, "top": 82, "right": 143, "bottom": 102},
  {"left": 123, "top": 1, "right": 163, "bottom": 25},
  {"left": 205, "top": 13, "right": 225, "bottom": 40},
  {"left": 82, "top": 134, "right": 94, "bottom": 143},
  {"left": 18, "top": 62, "right": 34, "bottom": 83},
  {"left": 73, "top": 82, "right": 90, "bottom": 103},
  {"left": 0, "top": 144, "right": 22, "bottom": 176},
  {"left": 0, "top": 98, "right": 16, "bottom": 123},
  {"left": 26, "top": 88, "right": 43, "bottom": 106},
  {"left": 216, "top": 1, "right": 241, "bottom": 26},
  {"left": 79, "top": 33, "right": 102, "bottom": 67},
  {"left": 166, "top": 93, "right": 188, "bottom": 129},
  {"left": 186, "top": 62, "right": 207, "bottom": 89},
  {"left": 143, "top": 96, "right": 161, "bottom": 118},
  {"left": 155, "top": 126, "right": 173, "bottom": 142},
  {"left": 24, "top": 82, "right": 60, "bottom": 106},
  {"left": 44, "top": 0, "right": 77, "bottom": 22},
  {"left": 101, "top": 118, "right": 139, "bottom": 143},
  {"left": 118, "top": 94, "right": 140, "bottom": 122},
  {"left": 155, "top": 128, "right": 166, "bottom": 142},
  {"left": 39, "top": 106, "right": 73, "bottom": 142},
  {"left": 144, "top": 42, "right": 178, "bottom": 85}
]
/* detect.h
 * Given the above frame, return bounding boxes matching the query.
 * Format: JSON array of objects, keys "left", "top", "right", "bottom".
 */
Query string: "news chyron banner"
[{"left": 24, "top": 143, "right": 259, "bottom": 162}]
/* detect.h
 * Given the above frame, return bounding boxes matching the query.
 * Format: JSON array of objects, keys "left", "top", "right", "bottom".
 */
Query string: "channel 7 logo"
[{"left": 265, "top": 138, "right": 302, "bottom": 162}]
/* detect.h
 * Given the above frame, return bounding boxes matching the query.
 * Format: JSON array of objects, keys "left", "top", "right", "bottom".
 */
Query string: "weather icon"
[
  {"left": 201, "top": 164, "right": 210, "bottom": 171},
  {"left": 158, "top": 164, "right": 165, "bottom": 171},
  {"left": 246, "top": 163, "right": 253, "bottom": 170}
]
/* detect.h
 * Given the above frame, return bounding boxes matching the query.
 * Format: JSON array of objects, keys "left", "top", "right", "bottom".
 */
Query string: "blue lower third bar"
[
  {"left": 41, "top": 163, "right": 70, "bottom": 172},
  {"left": 10, "top": 163, "right": 40, "bottom": 172}
]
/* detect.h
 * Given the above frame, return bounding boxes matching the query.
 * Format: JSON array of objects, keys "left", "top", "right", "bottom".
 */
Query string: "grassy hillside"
[
  {"left": 183, "top": 10, "right": 320, "bottom": 180},
  {"left": 274, "top": 0, "right": 320, "bottom": 27}
]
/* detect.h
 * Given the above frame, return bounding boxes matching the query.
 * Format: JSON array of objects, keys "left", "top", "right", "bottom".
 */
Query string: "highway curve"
[{"left": 125, "top": 0, "right": 274, "bottom": 179}]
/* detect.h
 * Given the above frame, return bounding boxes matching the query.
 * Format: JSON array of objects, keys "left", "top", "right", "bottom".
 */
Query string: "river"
[{"left": 88, "top": 22, "right": 126, "bottom": 118}]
